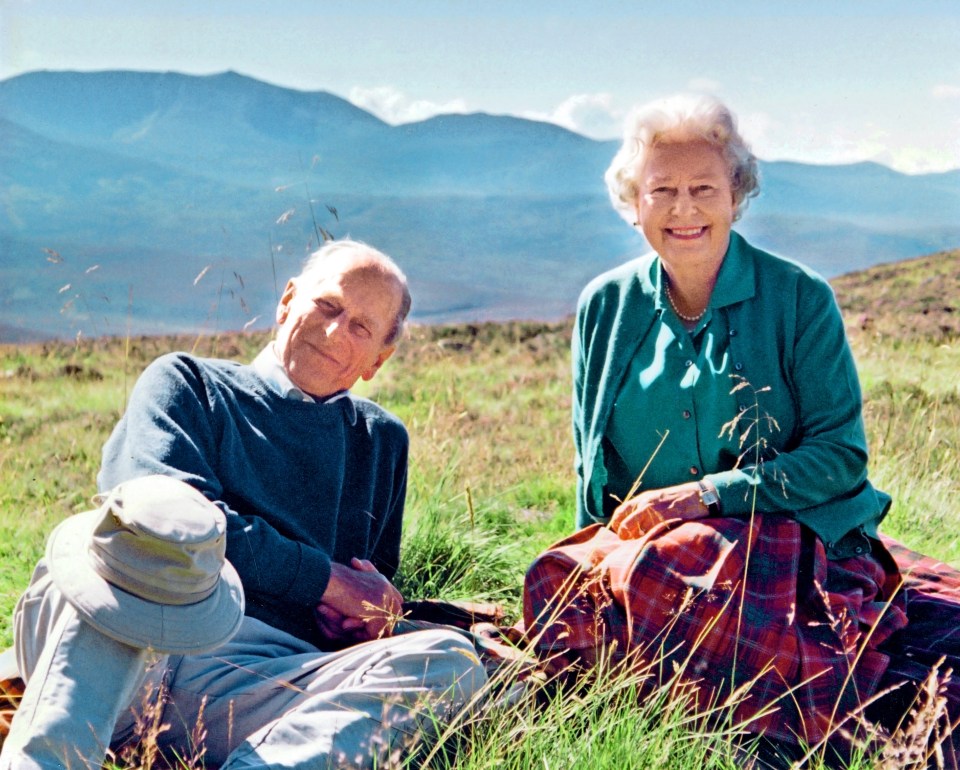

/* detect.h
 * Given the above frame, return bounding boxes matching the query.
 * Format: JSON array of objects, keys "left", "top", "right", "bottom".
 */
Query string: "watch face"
[{"left": 698, "top": 483, "right": 719, "bottom": 506}]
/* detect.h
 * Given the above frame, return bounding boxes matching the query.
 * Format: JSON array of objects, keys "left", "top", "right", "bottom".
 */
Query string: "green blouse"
[
  {"left": 604, "top": 280, "right": 740, "bottom": 511},
  {"left": 573, "top": 232, "right": 890, "bottom": 559}
]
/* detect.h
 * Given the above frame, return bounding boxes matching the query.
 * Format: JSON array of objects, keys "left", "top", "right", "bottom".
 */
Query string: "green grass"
[{"left": 1, "top": 273, "right": 959, "bottom": 767}]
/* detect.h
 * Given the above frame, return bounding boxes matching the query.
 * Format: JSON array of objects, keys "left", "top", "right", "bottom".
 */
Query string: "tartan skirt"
[{"left": 523, "top": 515, "right": 910, "bottom": 747}]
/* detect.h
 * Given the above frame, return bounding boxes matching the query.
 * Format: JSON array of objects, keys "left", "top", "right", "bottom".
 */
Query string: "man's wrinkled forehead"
[
  {"left": 300, "top": 249, "right": 394, "bottom": 288},
  {"left": 302, "top": 256, "right": 399, "bottom": 302}
]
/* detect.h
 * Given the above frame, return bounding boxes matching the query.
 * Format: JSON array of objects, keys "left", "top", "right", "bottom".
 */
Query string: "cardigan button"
[
  {"left": 734, "top": 362, "right": 744, "bottom": 371},
  {"left": 685, "top": 360, "right": 693, "bottom": 367},
  {"left": 729, "top": 329, "right": 738, "bottom": 337},
  {"left": 682, "top": 410, "right": 691, "bottom": 419},
  {"left": 689, "top": 466, "right": 700, "bottom": 476}
]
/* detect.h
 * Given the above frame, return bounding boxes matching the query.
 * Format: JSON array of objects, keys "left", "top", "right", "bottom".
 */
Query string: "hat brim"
[{"left": 46, "top": 510, "right": 245, "bottom": 654}]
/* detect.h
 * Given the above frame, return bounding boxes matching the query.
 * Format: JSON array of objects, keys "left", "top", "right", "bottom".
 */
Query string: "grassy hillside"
[
  {"left": 1, "top": 249, "right": 958, "bottom": 767},
  {"left": 833, "top": 249, "right": 960, "bottom": 561},
  {"left": 833, "top": 247, "right": 960, "bottom": 341}
]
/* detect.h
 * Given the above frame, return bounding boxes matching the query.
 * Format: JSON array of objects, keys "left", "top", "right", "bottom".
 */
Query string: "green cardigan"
[{"left": 573, "top": 231, "right": 890, "bottom": 559}]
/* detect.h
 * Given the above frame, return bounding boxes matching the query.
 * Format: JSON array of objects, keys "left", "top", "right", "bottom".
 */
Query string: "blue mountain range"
[{"left": 1, "top": 70, "right": 958, "bottom": 342}]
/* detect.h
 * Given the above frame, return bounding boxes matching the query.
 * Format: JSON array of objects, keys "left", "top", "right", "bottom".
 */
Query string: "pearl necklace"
[{"left": 665, "top": 284, "right": 707, "bottom": 323}]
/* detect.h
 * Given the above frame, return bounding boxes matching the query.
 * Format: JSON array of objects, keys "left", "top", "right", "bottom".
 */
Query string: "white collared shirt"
[{"left": 251, "top": 343, "right": 350, "bottom": 405}]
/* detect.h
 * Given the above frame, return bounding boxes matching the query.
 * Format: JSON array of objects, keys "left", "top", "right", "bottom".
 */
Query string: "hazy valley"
[{"left": 1, "top": 70, "right": 958, "bottom": 342}]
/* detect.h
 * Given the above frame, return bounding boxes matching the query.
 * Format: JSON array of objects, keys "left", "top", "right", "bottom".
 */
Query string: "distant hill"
[
  {"left": 832, "top": 247, "right": 960, "bottom": 340},
  {"left": 1, "top": 70, "right": 958, "bottom": 342}
]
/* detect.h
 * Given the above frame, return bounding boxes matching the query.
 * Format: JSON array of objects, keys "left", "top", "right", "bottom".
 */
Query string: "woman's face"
[{"left": 634, "top": 140, "right": 736, "bottom": 278}]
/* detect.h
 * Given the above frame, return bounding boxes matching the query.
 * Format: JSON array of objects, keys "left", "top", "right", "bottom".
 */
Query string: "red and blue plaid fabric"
[
  {"left": 523, "top": 516, "right": 909, "bottom": 747},
  {"left": 877, "top": 535, "right": 960, "bottom": 752}
]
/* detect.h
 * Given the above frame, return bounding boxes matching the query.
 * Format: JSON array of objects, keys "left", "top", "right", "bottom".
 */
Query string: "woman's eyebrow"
[{"left": 645, "top": 173, "right": 674, "bottom": 185}]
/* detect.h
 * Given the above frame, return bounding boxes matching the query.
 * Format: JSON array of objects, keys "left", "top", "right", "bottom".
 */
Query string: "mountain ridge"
[{"left": 1, "top": 69, "right": 958, "bottom": 342}]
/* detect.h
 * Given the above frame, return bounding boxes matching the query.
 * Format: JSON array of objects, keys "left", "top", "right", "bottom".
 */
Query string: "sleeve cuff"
[
  {"left": 279, "top": 544, "right": 332, "bottom": 607},
  {"left": 706, "top": 468, "right": 760, "bottom": 516}
]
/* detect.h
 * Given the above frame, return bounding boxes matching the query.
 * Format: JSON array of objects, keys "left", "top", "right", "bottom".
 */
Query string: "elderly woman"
[{"left": 523, "top": 95, "right": 946, "bottom": 756}]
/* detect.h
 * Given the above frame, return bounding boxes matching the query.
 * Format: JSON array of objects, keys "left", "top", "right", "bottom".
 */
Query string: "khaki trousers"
[{"left": 0, "top": 562, "right": 487, "bottom": 769}]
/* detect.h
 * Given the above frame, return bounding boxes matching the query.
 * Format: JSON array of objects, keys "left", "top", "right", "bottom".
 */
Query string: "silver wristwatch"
[{"left": 697, "top": 481, "right": 720, "bottom": 515}]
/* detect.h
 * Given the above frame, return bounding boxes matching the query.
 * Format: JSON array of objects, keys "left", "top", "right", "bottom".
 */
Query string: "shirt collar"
[
  {"left": 708, "top": 230, "right": 756, "bottom": 309},
  {"left": 648, "top": 230, "right": 754, "bottom": 328},
  {"left": 251, "top": 344, "right": 356, "bottom": 423}
]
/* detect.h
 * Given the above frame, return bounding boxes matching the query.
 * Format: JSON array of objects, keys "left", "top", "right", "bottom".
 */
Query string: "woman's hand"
[{"left": 609, "top": 481, "right": 715, "bottom": 539}]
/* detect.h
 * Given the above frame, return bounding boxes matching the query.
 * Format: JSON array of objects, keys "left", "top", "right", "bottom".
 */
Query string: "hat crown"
[
  {"left": 46, "top": 474, "right": 245, "bottom": 654},
  {"left": 88, "top": 476, "right": 227, "bottom": 606}
]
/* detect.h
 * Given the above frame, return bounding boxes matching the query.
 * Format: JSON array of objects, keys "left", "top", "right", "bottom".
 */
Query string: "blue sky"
[{"left": 2, "top": 0, "right": 959, "bottom": 173}]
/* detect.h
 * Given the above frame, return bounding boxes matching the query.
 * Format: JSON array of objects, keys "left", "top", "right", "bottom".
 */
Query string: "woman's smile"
[{"left": 665, "top": 226, "right": 709, "bottom": 239}]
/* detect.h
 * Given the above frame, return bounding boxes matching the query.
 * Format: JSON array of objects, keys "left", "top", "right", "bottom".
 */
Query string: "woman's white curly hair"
[{"left": 605, "top": 94, "right": 760, "bottom": 224}]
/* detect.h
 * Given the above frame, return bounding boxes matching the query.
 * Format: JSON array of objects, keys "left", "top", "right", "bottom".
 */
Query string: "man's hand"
[
  {"left": 315, "top": 558, "right": 403, "bottom": 645},
  {"left": 609, "top": 481, "right": 715, "bottom": 540}
]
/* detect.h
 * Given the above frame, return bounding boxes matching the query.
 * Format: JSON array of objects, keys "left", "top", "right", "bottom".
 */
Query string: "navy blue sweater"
[{"left": 98, "top": 352, "right": 408, "bottom": 647}]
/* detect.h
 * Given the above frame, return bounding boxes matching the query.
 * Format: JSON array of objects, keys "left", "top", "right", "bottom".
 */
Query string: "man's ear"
[
  {"left": 361, "top": 345, "right": 396, "bottom": 382},
  {"left": 276, "top": 280, "right": 297, "bottom": 324}
]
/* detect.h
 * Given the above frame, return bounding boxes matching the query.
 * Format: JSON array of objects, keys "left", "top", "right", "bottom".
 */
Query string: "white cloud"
[
  {"left": 686, "top": 78, "right": 722, "bottom": 94},
  {"left": 347, "top": 86, "right": 956, "bottom": 173},
  {"left": 523, "top": 93, "right": 623, "bottom": 140},
  {"left": 3, "top": 45, "right": 44, "bottom": 77},
  {"left": 932, "top": 84, "right": 960, "bottom": 100},
  {"left": 757, "top": 118, "right": 892, "bottom": 167},
  {"left": 738, "top": 111, "right": 777, "bottom": 151},
  {"left": 348, "top": 86, "right": 469, "bottom": 125},
  {"left": 883, "top": 145, "right": 960, "bottom": 174},
  {"left": 745, "top": 114, "right": 958, "bottom": 174}
]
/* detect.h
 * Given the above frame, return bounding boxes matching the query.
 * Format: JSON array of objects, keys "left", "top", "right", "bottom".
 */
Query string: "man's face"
[{"left": 273, "top": 255, "right": 402, "bottom": 398}]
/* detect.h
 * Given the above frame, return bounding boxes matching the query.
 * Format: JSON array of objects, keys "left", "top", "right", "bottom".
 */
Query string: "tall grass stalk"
[{"left": 1, "top": 315, "right": 958, "bottom": 767}]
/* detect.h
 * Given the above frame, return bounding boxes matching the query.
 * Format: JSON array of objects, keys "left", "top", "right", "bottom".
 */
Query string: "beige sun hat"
[{"left": 46, "top": 475, "right": 244, "bottom": 654}]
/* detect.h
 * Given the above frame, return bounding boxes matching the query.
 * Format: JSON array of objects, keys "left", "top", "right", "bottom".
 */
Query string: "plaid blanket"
[
  {"left": 876, "top": 535, "right": 960, "bottom": 751},
  {"left": 523, "top": 516, "right": 910, "bottom": 748},
  {"left": 880, "top": 535, "right": 960, "bottom": 669}
]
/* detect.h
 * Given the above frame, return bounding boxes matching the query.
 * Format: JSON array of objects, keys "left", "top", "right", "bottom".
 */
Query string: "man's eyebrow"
[
  {"left": 342, "top": 305, "right": 383, "bottom": 332},
  {"left": 308, "top": 288, "right": 385, "bottom": 331},
  {"left": 353, "top": 312, "right": 376, "bottom": 328}
]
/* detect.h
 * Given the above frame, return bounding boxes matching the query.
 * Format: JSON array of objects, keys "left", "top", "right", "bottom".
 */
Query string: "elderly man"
[{"left": 1, "top": 240, "right": 487, "bottom": 769}]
